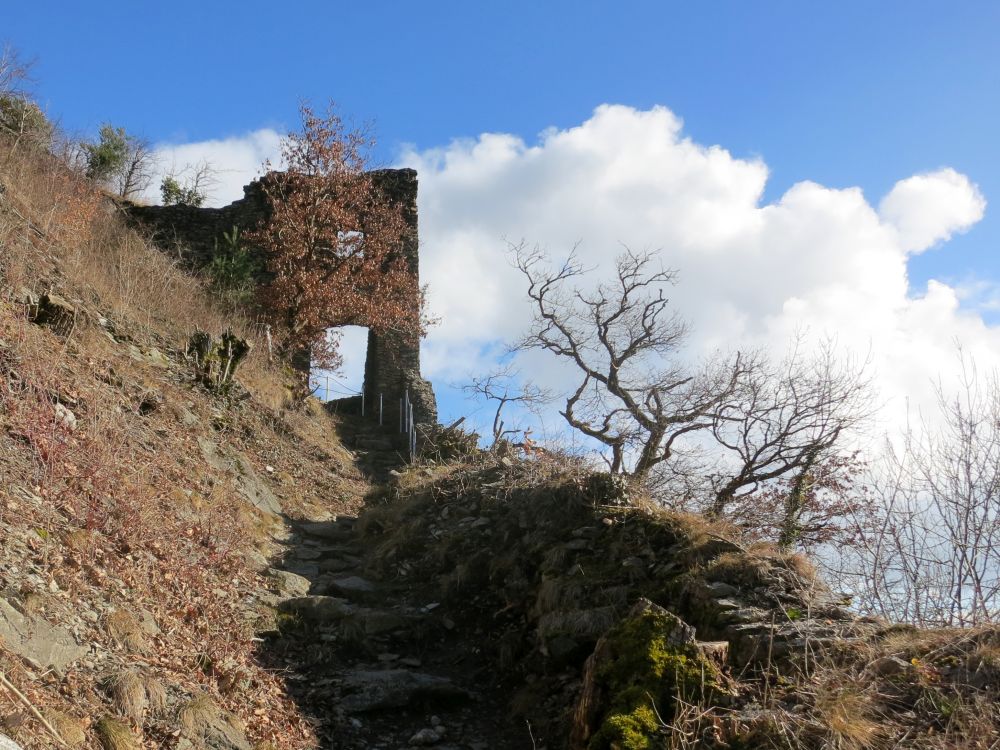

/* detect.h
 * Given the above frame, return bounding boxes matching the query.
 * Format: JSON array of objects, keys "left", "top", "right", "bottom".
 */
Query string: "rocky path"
[{"left": 257, "top": 417, "right": 530, "bottom": 750}]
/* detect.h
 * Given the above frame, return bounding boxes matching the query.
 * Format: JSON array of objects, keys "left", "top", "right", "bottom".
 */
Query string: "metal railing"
[{"left": 310, "top": 375, "right": 419, "bottom": 461}]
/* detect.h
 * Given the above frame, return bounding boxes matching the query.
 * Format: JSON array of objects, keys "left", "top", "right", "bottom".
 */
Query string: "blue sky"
[
  {"left": 7, "top": 2, "right": 1000, "bottom": 433},
  {"left": 9, "top": 1, "right": 1000, "bottom": 288}
]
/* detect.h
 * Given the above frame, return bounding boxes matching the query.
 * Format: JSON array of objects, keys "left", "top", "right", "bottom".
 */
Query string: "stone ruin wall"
[{"left": 122, "top": 168, "right": 437, "bottom": 428}]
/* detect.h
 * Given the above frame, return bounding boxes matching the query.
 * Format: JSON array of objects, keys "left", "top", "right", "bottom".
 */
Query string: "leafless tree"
[
  {"left": 514, "top": 243, "right": 873, "bottom": 546},
  {"left": 513, "top": 243, "right": 751, "bottom": 481},
  {"left": 0, "top": 43, "right": 33, "bottom": 98},
  {"left": 83, "top": 124, "right": 158, "bottom": 199},
  {"left": 708, "top": 338, "right": 873, "bottom": 544},
  {"left": 0, "top": 44, "right": 50, "bottom": 158},
  {"left": 830, "top": 356, "right": 1000, "bottom": 626},
  {"left": 837, "top": 354, "right": 1000, "bottom": 627},
  {"left": 116, "top": 136, "right": 156, "bottom": 199},
  {"left": 463, "top": 364, "right": 554, "bottom": 448}
]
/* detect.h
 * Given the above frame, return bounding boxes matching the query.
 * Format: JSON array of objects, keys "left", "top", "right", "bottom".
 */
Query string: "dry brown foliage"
[{"left": 245, "top": 102, "right": 424, "bottom": 375}]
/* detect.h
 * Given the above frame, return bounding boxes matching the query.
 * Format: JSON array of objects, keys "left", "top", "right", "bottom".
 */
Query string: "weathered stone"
[
  {"left": 346, "top": 607, "right": 425, "bottom": 636},
  {"left": 705, "top": 580, "right": 740, "bottom": 598},
  {"left": 265, "top": 569, "right": 312, "bottom": 599},
  {"left": 30, "top": 293, "right": 76, "bottom": 334},
  {"left": 409, "top": 727, "right": 443, "bottom": 745},
  {"left": 870, "top": 655, "right": 912, "bottom": 677},
  {"left": 0, "top": 734, "right": 23, "bottom": 750},
  {"left": 298, "top": 520, "right": 356, "bottom": 542},
  {"left": 0, "top": 597, "right": 86, "bottom": 669},
  {"left": 339, "top": 670, "right": 471, "bottom": 712},
  {"left": 327, "top": 576, "right": 378, "bottom": 601},
  {"left": 54, "top": 403, "right": 77, "bottom": 431},
  {"left": 198, "top": 438, "right": 281, "bottom": 515}
]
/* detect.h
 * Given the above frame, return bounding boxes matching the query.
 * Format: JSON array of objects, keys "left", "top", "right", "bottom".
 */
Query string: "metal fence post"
[{"left": 379, "top": 393, "right": 383, "bottom": 426}]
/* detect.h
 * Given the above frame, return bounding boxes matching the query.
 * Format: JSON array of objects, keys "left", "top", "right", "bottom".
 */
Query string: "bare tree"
[
  {"left": 0, "top": 44, "right": 50, "bottom": 157},
  {"left": 116, "top": 135, "right": 155, "bottom": 198},
  {"left": 513, "top": 243, "right": 750, "bottom": 481},
  {"left": 514, "top": 243, "right": 873, "bottom": 547},
  {"left": 830, "top": 356, "right": 1000, "bottom": 626},
  {"left": 0, "top": 43, "right": 32, "bottom": 98},
  {"left": 463, "top": 364, "right": 554, "bottom": 448},
  {"left": 708, "top": 338, "right": 873, "bottom": 543},
  {"left": 161, "top": 159, "right": 217, "bottom": 206},
  {"left": 84, "top": 124, "right": 157, "bottom": 198}
]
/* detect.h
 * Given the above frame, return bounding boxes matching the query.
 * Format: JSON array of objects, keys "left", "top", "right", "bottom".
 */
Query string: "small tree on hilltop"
[
  {"left": 84, "top": 124, "right": 156, "bottom": 198},
  {"left": 160, "top": 160, "right": 216, "bottom": 206},
  {"left": 0, "top": 44, "right": 51, "bottom": 156},
  {"left": 245, "top": 102, "right": 424, "bottom": 385}
]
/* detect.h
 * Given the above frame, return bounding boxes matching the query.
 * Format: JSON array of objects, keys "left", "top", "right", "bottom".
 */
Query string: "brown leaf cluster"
[{"left": 246, "top": 102, "right": 423, "bottom": 373}]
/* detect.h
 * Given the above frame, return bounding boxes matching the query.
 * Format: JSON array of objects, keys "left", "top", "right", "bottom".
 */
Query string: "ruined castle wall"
[{"left": 122, "top": 169, "right": 437, "bottom": 427}]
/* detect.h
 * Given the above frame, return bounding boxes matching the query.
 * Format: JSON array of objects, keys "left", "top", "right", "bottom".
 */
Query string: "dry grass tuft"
[
  {"left": 143, "top": 676, "right": 168, "bottom": 718},
  {"left": 94, "top": 716, "right": 139, "bottom": 750},
  {"left": 103, "top": 609, "right": 148, "bottom": 653},
  {"left": 813, "top": 684, "right": 881, "bottom": 749},
  {"left": 62, "top": 528, "right": 94, "bottom": 553},
  {"left": 42, "top": 709, "right": 87, "bottom": 746},
  {"left": 100, "top": 670, "right": 147, "bottom": 723},
  {"left": 179, "top": 693, "right": 221, "bottom": 731}
]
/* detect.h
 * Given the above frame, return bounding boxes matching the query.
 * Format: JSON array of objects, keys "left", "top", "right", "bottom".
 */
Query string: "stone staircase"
[
  {"left": 335, "top": 414, "right": 409, "bottom": 484},
  {"left": 256, "top": 417, "right": 527, "bottom": 749}
]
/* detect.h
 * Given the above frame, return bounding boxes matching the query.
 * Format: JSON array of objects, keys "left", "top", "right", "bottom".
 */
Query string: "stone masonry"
[{"left": 123, "top": 169, "right": 437, "bottom": 428}]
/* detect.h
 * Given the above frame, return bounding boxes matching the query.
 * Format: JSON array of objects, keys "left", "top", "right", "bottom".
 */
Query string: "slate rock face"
[
  {"left": 0, "top": 734, "right": 23, "bottom": 750},
  {"left": 30, "top": 293, "right": 77, "bottom": 335},
  {"left": 0, "top": 597, "right": 87, "bottom": 670},
  {"left": 198, "top": 437, "right": 281, "bottom": 515}
]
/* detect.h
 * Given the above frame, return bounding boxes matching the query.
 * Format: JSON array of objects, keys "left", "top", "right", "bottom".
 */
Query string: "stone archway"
[{"left": 122, "top": 168, "right": 437, "bottom": 428}]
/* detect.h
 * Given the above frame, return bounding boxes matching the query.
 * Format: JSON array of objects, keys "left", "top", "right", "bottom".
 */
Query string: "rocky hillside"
[{"left": 1, "top": 144, "right": 999, "bottom": 750}]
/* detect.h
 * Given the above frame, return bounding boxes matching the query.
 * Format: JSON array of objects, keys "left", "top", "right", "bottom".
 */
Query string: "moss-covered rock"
[
  {"left": 186, "top": 327, "right": 250, "bottom": 392},
  {"left": 575, "top": 599, "right": 731, "bottom": 750}
]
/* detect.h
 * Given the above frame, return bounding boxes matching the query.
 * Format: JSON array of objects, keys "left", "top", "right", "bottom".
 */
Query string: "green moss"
[
  {"left": 595, "top": 705, "right": 660, "bottom": 750},
  {"left": 589, "top": 606, "right": 726, "bottom": 750}
]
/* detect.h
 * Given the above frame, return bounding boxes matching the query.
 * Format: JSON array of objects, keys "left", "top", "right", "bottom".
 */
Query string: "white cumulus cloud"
[
  {"left": 878, "top": 168, "right": 986, "bottom": 253},
  {"left": 145, "top": 129, "right": 284, "bottom": 207},
  {"left": 401, "top": 105, "right": 995, "bottom": 435}
]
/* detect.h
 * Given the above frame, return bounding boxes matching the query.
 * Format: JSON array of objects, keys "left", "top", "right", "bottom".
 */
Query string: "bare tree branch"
[{"left": 463, "top": 364, "right": 554, "bottom": 448}]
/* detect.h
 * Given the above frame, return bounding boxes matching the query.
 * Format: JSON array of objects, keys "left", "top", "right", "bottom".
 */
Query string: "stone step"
[
  {"left": 338, "top": 669, "right": 472, "bottom": 712},
  {"left": 298, "top": 520, "right": 357, "bottom": 542},
  {"left": 322, "top": 575, "right": 379, "bottom": 602}
]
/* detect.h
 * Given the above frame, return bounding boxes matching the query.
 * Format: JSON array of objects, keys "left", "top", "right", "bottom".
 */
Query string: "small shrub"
[
  {"left": 160, "top": 174, "right": 205, "bottom": 207},
  {"left": 205, "top": 226, "right": 261, "bottom": 308},
  {"left": 101, "top": 669, "right": 147, "bottom": 723},
  {"left": 186, "top": 328, "right": 251, "bottom": 393},
  {"left": 0, "top": 94, "right": 52, "bottom": 150}
]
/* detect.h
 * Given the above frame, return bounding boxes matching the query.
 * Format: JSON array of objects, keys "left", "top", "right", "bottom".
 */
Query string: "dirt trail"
[{"left": 258, "top": 416, "right": 531, "bottom": 750}]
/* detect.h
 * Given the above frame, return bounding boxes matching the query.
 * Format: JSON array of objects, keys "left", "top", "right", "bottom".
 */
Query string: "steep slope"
[{"left": 0, "top": 146, "right": 371, "bottom": 748}]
